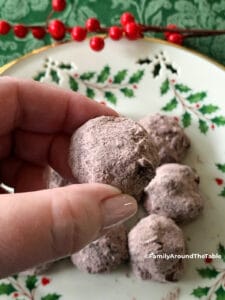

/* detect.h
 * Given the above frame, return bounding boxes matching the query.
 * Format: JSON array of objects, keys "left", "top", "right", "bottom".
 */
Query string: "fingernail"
[{"left": 101, "top": 194, "right": 138, "bottom": 229}]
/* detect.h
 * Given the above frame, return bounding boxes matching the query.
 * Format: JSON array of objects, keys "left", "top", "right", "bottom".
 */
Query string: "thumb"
[{"left": 0, "top": 183, "right": 137, "bottom": 278}]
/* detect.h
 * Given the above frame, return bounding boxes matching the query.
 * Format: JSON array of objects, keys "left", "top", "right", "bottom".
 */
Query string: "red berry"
[
  {"left": 120, "top": 12, "right": 135, "bottom": 26},
  {"left": 52, "top": 0, "right": 66, "bottom": 11},
  {"left": 164, "top": 24, "right": 178, "bottom": 38},
  {"left": 13, "top": 24, "right": 28, "bottom": 38},
  {"left": 124, "top": 22, "right": 141, "bottom": 40},
  {"left": 0, "top": 20, "right": 11, "bottom": 35},
  {"left": 174, "top": 116, "right": 179, "bottom": 122},
  {"left": 48, "top": 20, "right": 66, "bottom": 40},
  {"left": 204, "top": 256, "right": 213, "bottom": 264},
  {"left": 167, "top": 33, "right": 183, "bottom": 45},
  {"left": 211, "top": 124, "right": 215, "bottom": 129},
  {"left": 32, "top": 27, "right": 46, "bottom": 39},
  {"left": 215, "top": 178, "right": 223, "bottom": 185},
  {"left": 89, "top": 36, "right": 104, "bottom": 51},
  {"left": 109, "top": 26, "right": 123, "bottom": 40},
  {"left": 196, "top": 103, "right": 200, "bottom": 108},
  {"left": 13, "top": 292, "right": 19, "bottom": 298},
  {"left": 41, "top": 277, "right": 50, "bottom": 286},
  {"left": 71, "top": 26, "right": 87, "bottom": 41},
  {"left": 85, "top": 18, "right": 100, "bottom": 32}
]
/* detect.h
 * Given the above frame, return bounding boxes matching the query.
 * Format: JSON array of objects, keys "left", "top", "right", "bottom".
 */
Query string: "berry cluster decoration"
[{"left": 1, "top": 0, "right": 225, "bottom": 51}]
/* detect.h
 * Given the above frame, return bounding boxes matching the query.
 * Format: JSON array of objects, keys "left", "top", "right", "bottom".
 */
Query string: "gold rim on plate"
[{"left": 0, "top": 37, "right": 225, "bottom": 75}]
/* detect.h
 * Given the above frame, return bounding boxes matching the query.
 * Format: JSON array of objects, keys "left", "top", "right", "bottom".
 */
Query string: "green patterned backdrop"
[{"left": 1, "top": 0, "right": 225, "bottom": 67}]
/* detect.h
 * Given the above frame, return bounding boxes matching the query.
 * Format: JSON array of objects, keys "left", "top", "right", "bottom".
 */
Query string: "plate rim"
[{"left": 0, "top": 36, "right": 225, "bottom": 75}]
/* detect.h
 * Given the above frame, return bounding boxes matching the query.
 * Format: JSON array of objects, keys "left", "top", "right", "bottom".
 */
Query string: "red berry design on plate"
[
  {"left": 109, "top": 26, "right": 123, "bottom": 40},
  {"left": 0, "top": 20, "right": 11, "bottom": 35},
  {"left": 90, "top": 36, "right": 105, "bottom": 51},
  {"left": 124, "top": 22, "right": 141, "bottom": 40},
  {"left": 174, "top": 116, "right": 179, "bottom": 122},
  {"left": 215, "top": 178, "right": 223, "bottom": 185},
  {"left": 133, "top": 84, "right": 137, "bottom": 89},
  {"left": 108, "top": 79, "right": 112, "bottom": 83},
  {"left": 13, "top": 292, "right": 19, "bottom": 298},
  {"left": 71, "top": 26, "right": 87, "bottom": 41},
  {"left": 196, "top": 103, "right": 200, "bottom": 108},
  {"left": 32, "top": 27, "right": 46, "bottom": 39},
  {"left": 52, "top": 0, "right": 66, "bottom": 12},
  {"left": 48, "top": 19, "right": 66, "bottom": 40},
  {"left": 167, "top": 33, "right": 183, "bottom": 45},
  {"left": 164, "top": 24, "right": 178, "bottom": 39},
  {"left": 204, "top": 255, "right": 213, "bottom": 264},
  {"left": 41, "top": 277, "right": 50, "bottom": 286},
  {"left": 120, "top": 12, "right": 135, "bottom": 26},
  {"left": 211, "top": 124, "right": 215, "bottom": 129},
  {"left": 14, "top": 24, "right": 28, "bottom": 38},
  {"left": 85, "top": 18, "right": 100, "bottom": 32}
]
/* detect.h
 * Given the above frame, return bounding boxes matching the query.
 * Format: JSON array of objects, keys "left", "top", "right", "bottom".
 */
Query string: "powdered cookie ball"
[
  {"left": 69, "top": 116, "right": 159, "bottom": 200},
  {"left": 71, "top": 225, "right": 128, "bottom": 273},
  {"left": 128, "top": 214, "right": 185, "bottom": 282},
  {"left": 139, "top": 114, "right": 190, "bottom": 164},
  {"left": 144, "top": 164, "right": 204, "bottom": 223}
]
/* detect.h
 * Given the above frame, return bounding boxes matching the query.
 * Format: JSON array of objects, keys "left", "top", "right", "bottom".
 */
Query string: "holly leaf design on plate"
[
  {"left": 160, "top": 78, "right": 169, "bottom": 95},
  {"left": 199, "top": 119, "right": 209, "bottom": 134},
  {"left": 182, "top": 112, "right": 192, "bottom": 128},
  {"left": 26, "top": 275, "right": 38, "bottom": 291},
  {"left": 199, "top": 104, "right": 219, "bottom": 114},
  {"left": 216, "top": 164, "right": 225, "bottom": 173},
  {"left": 113, "top": 70, "right": 127, "bottom": 84},
  {"left": 86, "top": 87, "right": 95, "bottom": 99},
  {"left": 104, "top": 91, "right": 117, "bottom": 104},
  {"left": 197, "top": 267, "right": 219, "bottom": 278},
  {"left": 174, "top": 83, "right": 191, "bottom": 92},
  {"left": 120, "top": 87, "right": 134, "bottom": 98},
  {"left": 58, "top": 63, "right": 72, "bottom": 70},
  {"left": 191, "top": 286, "right": 210, "bottom": 298},
  {"left": 187, "top": 92, "right": 207, "bottom": 103},
  {"left": 152, "top": 63, "right": 161, "bottom": 78},
  {"left": 41, "top": 293, "right": 61, "bottom": 300},
  {"left": 50, "top": 69, "right": 60, "bottom": 84},
  {"left": 219, "top": 187, "right": 225, "bottom": 197},
  {"left": 218, "top": 243, "right": 225, "bottom": 262},
  {"left": 162, "top": 98, "right": 177, "bottom": 111},
  {"left": 0, "top": 283, "right": 16, "bottom": 295},
  {"left": 215, "top": 286, "right": 225, "bottom": 300},
  {"left": 33, "top": 71, "right": 46, "bottom": 81},
  {"left": 129, "top": 70, "right": 144, "bottom": 83},
  {"left": 211, "top": 116, "right": 225, "bottom": 126},
  {"left": 80, "top": 72, "right": 95, "bottom": 81},
  {"left": 69, "top": 76, "right": 79, "bottom": 91},
  {"left": 97, "top": 66, "right": 110, "bottom": 83}
]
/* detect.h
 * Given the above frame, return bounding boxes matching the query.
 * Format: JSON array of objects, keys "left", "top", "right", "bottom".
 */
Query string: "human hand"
[{"left": 0, "top": 77, "right": 137, "bottom": 278}]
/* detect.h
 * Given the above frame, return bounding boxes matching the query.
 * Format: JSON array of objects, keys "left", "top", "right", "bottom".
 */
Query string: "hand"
[{"left": 0, "top": 77, "right": 137, "bottom": 278}]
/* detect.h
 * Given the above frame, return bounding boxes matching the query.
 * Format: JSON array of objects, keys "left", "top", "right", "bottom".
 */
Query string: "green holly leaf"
[
  {"left": 199, "top": 104, "right": 219, "bottom": 114},
  {"left": 162, "top": 98, "right": 177, "bottom": 111},
  {"left": 218, "top": 243, "right": 225, "bottom": 262},
  {"left": 69, "top": 76, "right": 79, "bottom": 91},
  {"left": 58, "top": 63, "right": 72, "bottom": 70},
  {"left": 86, "top": 87, "right": 95, "bottom": 99},
  {"left": 113, "top": 70, "right": 127, "bottom": 84},
  {"left": 153, "top": 63, "right": 161, "bottom": 77},
  {"left": 104, "top": 91, "right": 117, "bottom": 104},
  {"left": 187, "top": 92, "right": 207, "bottom": 103},
  {"left": 215, "top": 286, "right": 225, "bottom": 300},
  {"left": 80, "top": 72, "right": 95, "bottom": 81},
  {"left": 0, "top": 283, "right": 16, "bottom": 295},
  {"left": 129, "top": 70, "right": 144, "bottom": 83},
  {"left": 165, "top": 63, "right": 177, "bottom": 74},
  {"left": 26, "top": 275, "right": 38, "bottom": 291},
  {"left": 219, "top": 187, "right": 225, "bottom": 197},
  {"left": 197, "top": 267, "right": 219, "bottom": 278},
  {"left": 211, "top": 116, "right": 225, "bottom": 126},
  {"left": 120, "top": 88, "right": 134, "bottom": 98},
  {"left": 160, "top": 78, "right": 169, "bottom": 95},
  {"left": 216, "top": 164, "right": 225, "bottom": 173},
  {"left": 50, "top": 69, "right": 60, "bottom": 84},
  {"left": 174, "top": 84, "right": 191, "bottom": 92},
  {"left": 182, "top": 111, "right": 191, "bottom": 128},
  {"left": 97, "top": 66, "right": 110, "bottom": 83},
  {"left": 191, "top": 286, "right": 210, "bottom": 298},
  {"left": 199, "top": 119, "right": 209, "bottom": 134},
  {"left": 33, "top": 71, "right": 46, "bottom": 81},
  {"left": 41, "top": 293, "right": 61, "bottom": 300}
]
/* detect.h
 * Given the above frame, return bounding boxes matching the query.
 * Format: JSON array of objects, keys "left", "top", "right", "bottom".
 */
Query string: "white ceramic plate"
[{"left": 1, "top": 39, "right": 225, "bottom": 300}]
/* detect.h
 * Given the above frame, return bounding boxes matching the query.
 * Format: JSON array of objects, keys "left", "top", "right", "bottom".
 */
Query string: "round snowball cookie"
[
  {"left": 69, "top": 116, "right": 159, "bottom": 200},
  {"left": 139, "top": 114, "right": 190, "bottom": 164},
  {"left": 144, "top": 164, "right": 204, "bottom": 223},
  {"left": 71, "top": 225, "right": 128, "bottom": 273},
  {"left": 128, "top": 214, "right": 186, "bottom": 282}
]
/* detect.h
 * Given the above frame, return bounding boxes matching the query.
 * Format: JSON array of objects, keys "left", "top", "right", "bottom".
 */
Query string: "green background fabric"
[{"left": 1, "top": 0, "right": 225, "bottom": 67}]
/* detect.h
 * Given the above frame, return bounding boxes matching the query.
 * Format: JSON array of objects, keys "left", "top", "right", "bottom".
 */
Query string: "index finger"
[{"left": 0, "top": 77, "right": 118, "bottom": 135}]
